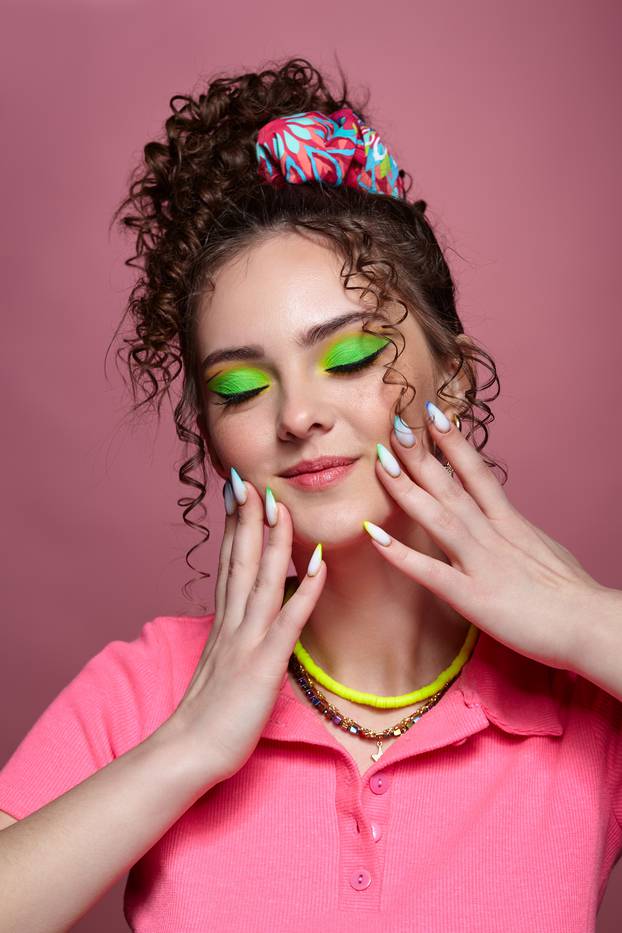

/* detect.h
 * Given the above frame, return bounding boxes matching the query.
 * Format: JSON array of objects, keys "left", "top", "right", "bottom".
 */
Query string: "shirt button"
[
  {"left": 369, "top": 772, "right": 391, "bottom": 795},
  {"left": 370, "top": 821, "right": 382, "bottom": 842},
  {"left": 350, "top": 868, "right": 372, "bottom": 890}
]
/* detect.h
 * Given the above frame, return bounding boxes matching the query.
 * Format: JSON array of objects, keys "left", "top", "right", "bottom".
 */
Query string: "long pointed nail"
[
  {"left": 393, "top": 414, "right": 416, "bottom": 447},
  {"left": 306, "top": 542, "right": 323, "bottom": 577},
  {"left": 265, "top": 486, "right": 278, "bottom": 527},
  {"left": 230, "top": 467, "right": 247, "bottom": 505},
  {"left": 362, "top": 520, "right": 392, "bottom": 547},
  {"left": 223, "top": 479, "right": 236, "bottom": 515},
  {"left": 376, "top": 442, "right": 401, "bottom": 477},
  {"left": 425, "top": 400, "right": 451, "bottom": 432}
]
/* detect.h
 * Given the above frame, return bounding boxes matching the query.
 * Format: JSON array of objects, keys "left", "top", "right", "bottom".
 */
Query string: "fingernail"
[
  {"left": 265, "top": 486, "right": 278, "bottom": 527},
  {"left": 223, "top": 479, "right": 236, "bottom": 515},
  {"left": 393, "top": 414, "right": 416, "bottom": 447},
  {"left": 307, "top": 542, "right": 323, "bottom": 577},
  {"left": 230, "top": 467, "right": 247, "bottom": 505},
  {"left": 425, "top": 400, "right": 451, "bottom": 433},
  {"left": 362, "top": 520, "right": 392, "bottom": 547},
  {"left": 376, "top": 442, "right": 401, "bottom": 477}
]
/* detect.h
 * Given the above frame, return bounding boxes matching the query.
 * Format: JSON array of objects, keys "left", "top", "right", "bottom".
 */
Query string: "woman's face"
[{"left": 196, "top": 230, "right": 446, "bottom": 548}]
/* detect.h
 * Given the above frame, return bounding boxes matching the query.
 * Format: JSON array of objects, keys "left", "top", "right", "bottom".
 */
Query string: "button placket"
[{"left": 336, "top": 760, "right": 385, "bottom": 908}]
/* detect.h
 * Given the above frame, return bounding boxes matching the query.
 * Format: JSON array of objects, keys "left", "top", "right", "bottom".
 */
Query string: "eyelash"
[{"left": 213, "top": 347, "right": 386, "bottom": 408}]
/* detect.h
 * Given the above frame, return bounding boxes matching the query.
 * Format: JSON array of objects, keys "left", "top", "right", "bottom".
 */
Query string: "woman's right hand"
[{"left": 169, "top": 473, "right": 326, "bottom": 785}]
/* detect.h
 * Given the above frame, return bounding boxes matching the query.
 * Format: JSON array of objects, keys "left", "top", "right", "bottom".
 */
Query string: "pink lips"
[{"left": 282, "top": 460, "right": 358, "bottom": 489}]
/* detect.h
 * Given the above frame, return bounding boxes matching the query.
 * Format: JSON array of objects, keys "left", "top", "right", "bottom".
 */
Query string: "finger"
[
  {"left": 374, "top": 453, "right": 484, "bottom": 573},
  {"left": 388, "top": 427, "right": 495, "bottom": 545},
  {"left": 423, "top": 401, "right": 514, "bottom": 522},
  {"left": 242, "top": 494, "right": 295, "bottom": 637},
  {"left": 213, "top": 480, "right": 238, "bottom": 626},
  {"left": 221, "top": 472, "right": 265, "bottom": 630},
  {"left": 414, "top": 414, "right": 580, "bottom": 572},
  {"left": 416, "top": 409, "right": 586, "bottom": 573},
  {"left": 363, "top": 520, "right": 478, "bottom": 618},
  {"left": 260, "top": 555, "right": 327, "bottom": 666},
  {"left": 189, "top": 480, "right": 238, "bottom": 682}
]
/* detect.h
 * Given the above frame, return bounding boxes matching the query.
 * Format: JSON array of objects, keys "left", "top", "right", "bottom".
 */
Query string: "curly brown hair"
[{"left": 109, "top": 55, "right": 506, "bottom": 613}]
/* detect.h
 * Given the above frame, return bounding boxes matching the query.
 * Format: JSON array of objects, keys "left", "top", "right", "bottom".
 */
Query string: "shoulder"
[
  {"left": 127, "top": 612, "right": 217, "bottom": 711},
  {"left": 94, "top": 612, "right": 216, "bottom": 674},
  {"left": 42, "top": 612, "right": 218, "bottom": 750}
]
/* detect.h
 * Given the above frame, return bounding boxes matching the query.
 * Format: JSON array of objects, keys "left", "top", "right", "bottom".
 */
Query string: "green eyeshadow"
[
  {"left": 206, "top": 366, "right": 271, "bottom": 396},
  {"left": 321, "top": 331, "right": 390, "bottom": 369},
  {"left": 206, "top": 330, "right": 390, "bottom": 402}
]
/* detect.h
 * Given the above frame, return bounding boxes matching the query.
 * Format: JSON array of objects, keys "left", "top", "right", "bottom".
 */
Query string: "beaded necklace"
[
  {"left": 283, "top": 578, "right": 480, "bottom": 762},
  {"left": 293, "top": 624, "right": 479, "bottom": 708},
  {"left": 288, "top": 653, "right": 456, "bottom": 761}
]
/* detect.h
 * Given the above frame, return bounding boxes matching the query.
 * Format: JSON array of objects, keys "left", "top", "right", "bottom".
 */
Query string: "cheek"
[
  {"left": 358, "top": 373, "right": 405, "bottom": 418},
  {"left": 207, "top": 411, "right": 271, "bottom": 473}
]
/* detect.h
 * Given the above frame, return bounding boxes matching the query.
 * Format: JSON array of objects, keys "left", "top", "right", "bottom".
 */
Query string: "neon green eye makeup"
[
  {"left": 320, "top": 331, "right": 391, "bottom": 370},
  {"left": 205, "top": 330, "right": 391, "bottom": 409},
  {"left": 206, "top": 366, "right": 271, "bottom": 397}
]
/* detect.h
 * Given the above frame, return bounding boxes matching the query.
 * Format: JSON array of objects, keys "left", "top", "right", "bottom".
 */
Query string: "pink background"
[{"left": 2, "top": 1, "right": 621, "bottom": 929}]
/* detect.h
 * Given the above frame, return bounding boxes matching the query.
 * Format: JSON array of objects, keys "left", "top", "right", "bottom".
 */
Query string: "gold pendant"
[{"left": 371, "top": 741, "right": 384, "bottom": 762}]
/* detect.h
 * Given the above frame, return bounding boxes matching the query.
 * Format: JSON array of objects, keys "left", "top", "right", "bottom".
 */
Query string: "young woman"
[{"left": 1, "top": 56, "right": 621, "bottom": 933}]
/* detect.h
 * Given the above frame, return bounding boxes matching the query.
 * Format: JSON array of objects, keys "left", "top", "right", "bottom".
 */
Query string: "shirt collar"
[{"left": 456, "top": 629, "right": 566, "bottom": 737}]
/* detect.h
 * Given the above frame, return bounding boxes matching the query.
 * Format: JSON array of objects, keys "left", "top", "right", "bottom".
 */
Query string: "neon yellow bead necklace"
[
  {"left": 283, "top": 575, "right": 478, "bottom": 710},
  {"left": 292, "top": 624, "right": 478, "bottom": 709}
]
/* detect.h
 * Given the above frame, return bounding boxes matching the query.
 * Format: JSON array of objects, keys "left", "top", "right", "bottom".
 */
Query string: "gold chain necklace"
[{"left": 288, "top": 653, "right": 458, "bottom": 762}]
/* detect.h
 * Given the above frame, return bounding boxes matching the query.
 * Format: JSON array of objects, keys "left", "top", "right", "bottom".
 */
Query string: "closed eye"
[
  {"left": 325, "top": 345, "right": 386, "bottom": 374},
  {"left": 213, "top": 346, "right": 386, "bottom": 408}
]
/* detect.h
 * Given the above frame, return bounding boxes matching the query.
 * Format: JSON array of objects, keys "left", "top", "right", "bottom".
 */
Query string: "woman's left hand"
[{"left": 365, "top": 401, "right": 611, "bottom": 672}]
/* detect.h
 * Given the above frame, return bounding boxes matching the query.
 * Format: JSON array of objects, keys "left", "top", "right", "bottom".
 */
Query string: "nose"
[{"left": 275, "top": 381, "right": 335, "bottom": 442}]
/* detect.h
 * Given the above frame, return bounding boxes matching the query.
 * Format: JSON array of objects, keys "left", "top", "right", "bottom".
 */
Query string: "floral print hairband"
[{"left": 255, "top": 107, "right": 406, "bottom": 200}]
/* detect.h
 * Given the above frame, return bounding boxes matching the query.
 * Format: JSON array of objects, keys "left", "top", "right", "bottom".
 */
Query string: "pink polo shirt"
[{"left": 1, "top": 597, "right": 621, "bottom": 931}]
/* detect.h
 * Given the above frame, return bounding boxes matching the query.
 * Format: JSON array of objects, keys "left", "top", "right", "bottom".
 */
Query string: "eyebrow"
[{"left": 200, "top": 310, "right": 380, "bottom": 375}]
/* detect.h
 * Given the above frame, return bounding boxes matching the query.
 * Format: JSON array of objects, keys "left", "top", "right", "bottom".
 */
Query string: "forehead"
[
  {"left": 198, "top": 231, "right": 365, "bottom": 341},
  {"left": 196, "top": 229, "right": 427, "bottom": 357}
]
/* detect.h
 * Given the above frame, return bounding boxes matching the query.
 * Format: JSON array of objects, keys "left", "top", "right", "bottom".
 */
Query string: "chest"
[
  {"left": 328, "top": 726, "right": 399, "bottom": 777},
  {"left": 125, "top": 729, "right": 613, "bottom": 932}
]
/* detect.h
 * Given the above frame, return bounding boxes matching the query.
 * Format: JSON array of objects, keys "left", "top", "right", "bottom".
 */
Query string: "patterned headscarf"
[{"left": 255, "top": 107, "right": 406, "bottom": 200}]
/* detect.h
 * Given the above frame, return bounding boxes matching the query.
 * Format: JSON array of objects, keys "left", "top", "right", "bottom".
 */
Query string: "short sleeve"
[
  {"left": 604, "top": 689, "right": 622, "bottom": 831},
  {"left": 0, "top": 616, "right": 167, "bottom": 821}
]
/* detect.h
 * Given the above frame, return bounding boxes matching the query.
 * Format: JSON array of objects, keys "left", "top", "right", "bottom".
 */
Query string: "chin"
[{"left": 290, "top": 508, "right": 386, "bottom": 551}]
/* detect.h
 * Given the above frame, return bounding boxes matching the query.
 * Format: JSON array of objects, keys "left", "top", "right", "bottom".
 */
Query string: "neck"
[{"left": 289, "top": 512, "right": 471, "bottom": 697}]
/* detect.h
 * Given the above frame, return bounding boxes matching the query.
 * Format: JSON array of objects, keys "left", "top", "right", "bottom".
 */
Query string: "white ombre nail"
[
  {"left": 223, "top": 480, "right": 236, "bottom": 515},
  {"left": 363, "top": 520, "right": 392, "bottom": 547},
  {"left": 425, "top": 401, "right": 451, "bottom": 433},
  {"left": 306, "top": 542, "right": 323, "bottom": 577},
  {"left": 230, "top": 467, "right": 247, "bottom": 505},
  {"left": 393, "top": 414, "right": 416, "bottom": 447},
  {"left": 376, "top": 442, "right": 401, "bottom": 477},
  {"left": 265, "top": 486, "right": 278, "bottom": 527}
]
